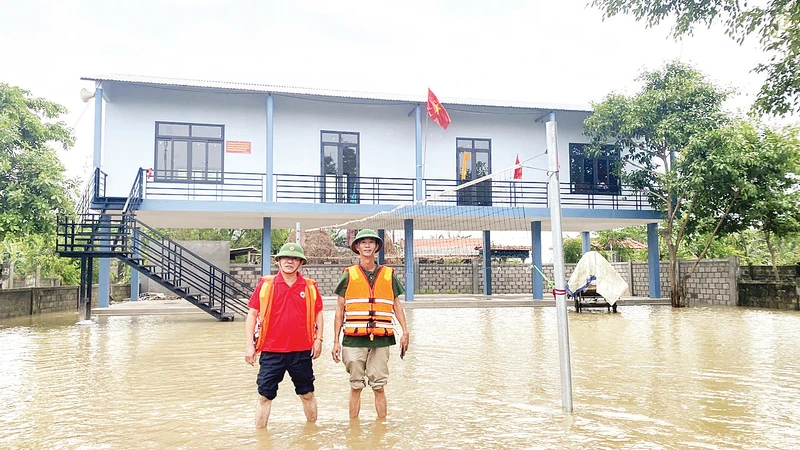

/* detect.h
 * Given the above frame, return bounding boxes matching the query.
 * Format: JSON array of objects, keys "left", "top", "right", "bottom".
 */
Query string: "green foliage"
[
  {"left": 591, "top": 0, "right": 800, "bottom": 115},
  {"left": 0, "top": 84, "right": 78, "bottom": 285},
  {"left": 583, "top": 61, "right": 797, "bottom": 305},
  {"left": 0, "top": 84, "right": 76, "bottom": 241},
  {"left": 595, "top": 227, "right": 649, "bottom": 262},
  {"left": 563, "top": 237, "right": 583, "bottom": 263}
]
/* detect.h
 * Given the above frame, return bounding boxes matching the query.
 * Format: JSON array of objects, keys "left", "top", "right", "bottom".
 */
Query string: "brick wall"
[
  {"left": 229, "top": 260, "right": 748, "bottom": 305},
  {"left": 739, "top": 281, "right": 799, "bottom": 310},
  {"left": 0, "top": 284, "right": 131, "bottom": 319}
]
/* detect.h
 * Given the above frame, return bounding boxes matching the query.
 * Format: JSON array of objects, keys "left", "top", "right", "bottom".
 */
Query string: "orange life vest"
[
  {"left": 343, "top": 265, "right": 395, "bottom": 340},
  {"left": 253, "top": 274, "right": 317, "bottom": 350}
]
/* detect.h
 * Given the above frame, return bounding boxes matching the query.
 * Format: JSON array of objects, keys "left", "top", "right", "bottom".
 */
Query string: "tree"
[
  {"left": 735, "top": 124, "right": 800, "bottom": 279},
  {"left": 583, "top": 61, "right": 785, "bottom": 306},
  {"left": 591, "top": 0, "right": 800, "bottom": 115},
  {"left": 563, "top": 237, "right": 583, "bottom": 264},
  {"left": 0, "top": 84, "right": 76, "bottom": 285}
]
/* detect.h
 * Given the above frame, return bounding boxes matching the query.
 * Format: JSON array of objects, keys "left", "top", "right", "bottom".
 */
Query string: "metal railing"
[
  {"left": 275, "top": 174, "right": 416, "bottom": 204},
  {"left": 138, "top": 169, "right": 650, "bottom": 210},
  {"left": 423, "top": 179, "right": 648, "bottom": 210},
  {"left": 145, "top": 171, "right": 266, "bottom": 201},
  {"left": 123, "top": 168, "right": 145, "bottom": 214},
  {"left": 56, "top": 213, "right": 252, "bottom": 320},
  {"left": 75, "top": 168, "right": 108, "bottom": 215}
]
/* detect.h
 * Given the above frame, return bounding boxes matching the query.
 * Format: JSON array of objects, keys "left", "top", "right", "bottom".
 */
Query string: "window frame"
[
  {"left": 319, "top": 130, "right": 361, "bottom": 204},
  {"left": 568, "top": 143, "right": 621, "bottom": 195},
  {"left": 455, "top": 137, "right": 492, "bottom": 181},
  {"left": 153, "top": 121, "right": 225, "bottom": 184}
]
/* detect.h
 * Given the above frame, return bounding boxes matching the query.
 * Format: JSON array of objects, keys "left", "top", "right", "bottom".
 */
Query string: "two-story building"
[{"left": 75, "top": 74, "right": 662, "bottom": 312}]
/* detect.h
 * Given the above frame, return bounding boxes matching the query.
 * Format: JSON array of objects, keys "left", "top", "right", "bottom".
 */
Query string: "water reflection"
[{"left": 1, "top": 306, "right": 799, "bottom": 449}]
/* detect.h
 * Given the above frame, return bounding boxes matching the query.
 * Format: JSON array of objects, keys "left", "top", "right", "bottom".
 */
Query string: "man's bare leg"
[
  {"left": 256, "top": 395, "right": 272, "bottom": 428},
  {"left": 299, "top": 392, "right": 318, "bottom": 422},
  {"left": 349, "top": 388, "right": 363, "bottom": 419},
  {"left": 373, "top": 388, "right": 387, "bottom": 418}
]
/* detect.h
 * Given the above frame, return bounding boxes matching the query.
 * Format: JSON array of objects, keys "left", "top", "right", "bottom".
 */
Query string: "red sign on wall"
[{"left": 226, "top": 141, "right": 251, "bottom": 154}]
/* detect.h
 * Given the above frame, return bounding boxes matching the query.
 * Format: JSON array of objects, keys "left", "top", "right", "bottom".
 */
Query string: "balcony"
[{"left": 141, "top": 172, "right": 651, "bottom": 210}]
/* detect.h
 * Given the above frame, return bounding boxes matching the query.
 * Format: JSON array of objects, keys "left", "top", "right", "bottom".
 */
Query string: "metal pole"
[
  {"left": 295, "top": 222, "right": 301, "bottom": 244},
  {"left": 546, "top": 114, "right": 574, "bottom": 413}
]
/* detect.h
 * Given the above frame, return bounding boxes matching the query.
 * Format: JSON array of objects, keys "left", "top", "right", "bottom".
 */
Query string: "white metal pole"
[
  {"left": 296, "top": 222, "right": 301, "bottom": 244},
  {"left": 546, "top": 114, "right": 574, "bottom": 413}
]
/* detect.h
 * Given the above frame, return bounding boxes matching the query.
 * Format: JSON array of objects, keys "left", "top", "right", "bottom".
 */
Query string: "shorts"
[
  {"left": 257, "top": 351, "right": 315, "bottom": 400},
  {"left": 342, "top": 346, "right": 390, "bottom": 390}
]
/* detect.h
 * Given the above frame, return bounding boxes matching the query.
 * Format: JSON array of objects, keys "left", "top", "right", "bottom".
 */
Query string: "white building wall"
[
  {"left": 272, "top": 96, "right": 416, "bottom": 178},
  {"left": 103, "top": 83, "right": 267, "bottom": 196},
  {"left": 102, "top": 82, "right": 591, "bottom": 197}
]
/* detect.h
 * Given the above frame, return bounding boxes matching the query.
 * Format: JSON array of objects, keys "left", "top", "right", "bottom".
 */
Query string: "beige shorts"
[{"left": 342, "top": 346, "right": 390, "bottom": 390}]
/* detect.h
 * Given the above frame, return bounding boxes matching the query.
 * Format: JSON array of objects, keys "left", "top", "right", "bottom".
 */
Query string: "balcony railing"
[
  {"left": 275, "top": 174, "right": 416, "bottom": 204},
  {"left": 141, "top": 171, "right": 651, "bottom": 210}
]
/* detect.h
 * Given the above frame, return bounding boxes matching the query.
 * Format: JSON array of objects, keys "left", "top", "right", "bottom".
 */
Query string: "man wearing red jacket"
[{"left": 245, "top": 243, "right": 323, "bottom": 428}]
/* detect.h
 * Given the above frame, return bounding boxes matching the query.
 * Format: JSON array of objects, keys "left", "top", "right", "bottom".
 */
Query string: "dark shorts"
[{"left": 257, "top": 351, "right": 315, "bottom": 400}]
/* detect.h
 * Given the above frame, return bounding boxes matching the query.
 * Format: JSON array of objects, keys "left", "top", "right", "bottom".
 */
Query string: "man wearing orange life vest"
[
  {"left": 244, "top": 243, "right": 323, "bottom": 428},
  {"left": 331, "top": 229, "right": 409, "bottom": 419}
]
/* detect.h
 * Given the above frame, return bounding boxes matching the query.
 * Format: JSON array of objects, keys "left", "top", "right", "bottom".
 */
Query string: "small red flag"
[
  {"left": 427, "top": 88, "right": 451, "bottom": 130},
  {"left": 514, "top": 154, "right": 522, "bottom": 179}
]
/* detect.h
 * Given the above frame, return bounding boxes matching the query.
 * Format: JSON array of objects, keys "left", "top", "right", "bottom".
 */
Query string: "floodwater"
[{"left": 1, "top": 305, "right": 799, "bottom": 450}]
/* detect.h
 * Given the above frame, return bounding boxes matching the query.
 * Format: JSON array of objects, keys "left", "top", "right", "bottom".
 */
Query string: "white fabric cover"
[{"left": 566, "top": 251, "right": 631, "bottom": 305}]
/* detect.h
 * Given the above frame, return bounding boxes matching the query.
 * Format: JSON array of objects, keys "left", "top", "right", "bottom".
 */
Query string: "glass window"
[
  {"left": 455, "top": 137, "right": 492, "bottom": 206},
  {"left": 320, "top": 131, "right": 360, "bottom": 204},
  {"left": 154, "top": 122, "right": 224, "bottom": 183},
  {"left": 569, "top": 143, "right": 620, "bottom": 194}
]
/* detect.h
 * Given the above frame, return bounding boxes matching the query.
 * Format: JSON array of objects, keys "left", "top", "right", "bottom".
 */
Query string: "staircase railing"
[
  {"left": 123, "top": 168, "right": 145, "bottom": 215},
  {"left": 76, "top": 168, "right": 102, "bottom": 215},
  {"left": 57, "top": 213, "right": 252, "bottom": 319}
]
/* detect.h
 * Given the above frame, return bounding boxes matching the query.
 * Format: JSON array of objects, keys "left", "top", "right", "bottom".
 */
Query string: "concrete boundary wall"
[{"left": 0, "top": 285, "right": 131, "bottom": 320}]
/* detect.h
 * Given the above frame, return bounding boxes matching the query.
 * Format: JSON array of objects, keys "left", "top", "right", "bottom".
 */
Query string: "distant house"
[{"left": 407, "top": 237, "right": 530, "bottom": 262}]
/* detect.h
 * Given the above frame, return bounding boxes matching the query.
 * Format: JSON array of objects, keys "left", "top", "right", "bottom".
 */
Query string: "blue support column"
[
  {"left": 414, "top": 105, "right": 423, "bottom": 201},
  {"left": 98, "top": 214, "right": 110, "bottom": 308},
  {"left": 647, "top": 223, "right": 661, "bottom": 298},
  {"left": 130, "top": 228, "right": 140, "bottom": 301},
  {"left": 261, "top": 217, "right": 272, "bottom": 276},
  {"left": 581, "top": 232, "right": 591, "bottom": 254},
  {"left": 531, "top": 221, "right": 543, "bottom": 299},
  {"left": 377, "top": 229, "right": 386, "bottom": 265},
  {"left": 404, "top": 219, "right": 414, "bottom": 301},
  {"left": 265, "top": 94, "right": 274, "bottom": 202},
  {"left": 483, "top": 230, "right": 492, "bottom": 295}
]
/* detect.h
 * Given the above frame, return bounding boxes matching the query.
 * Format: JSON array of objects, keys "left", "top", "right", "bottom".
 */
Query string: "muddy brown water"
[{"left": 1, "top": 306, "right": 799, "bottom": 449}]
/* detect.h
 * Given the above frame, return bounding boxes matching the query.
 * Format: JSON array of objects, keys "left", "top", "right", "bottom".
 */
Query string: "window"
[
  {"left": 456, "top": 137, "right": 492, "bottom": 206},
  {"left": 569, "top": 143, "right": 620, "bottom": 194},
  {"left": 154, "top": 122, "right": 224, "bottom": 182},
  {"left": 320, "top": 131, "right": 360, "bottom": 203}
]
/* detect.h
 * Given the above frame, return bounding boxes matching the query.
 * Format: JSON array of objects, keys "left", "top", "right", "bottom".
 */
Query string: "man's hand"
[
  {"left": 311, "top": 338, "right": 323, "bottom": 359},
  {"left": 245, "top": 344, "right": 257, "bottom": 366},
  {"left": 331, "top": 341, "right": 342, "bottom": 363},
  {"left": 399, "top": 332, "right": 409, "bottom": 359}
]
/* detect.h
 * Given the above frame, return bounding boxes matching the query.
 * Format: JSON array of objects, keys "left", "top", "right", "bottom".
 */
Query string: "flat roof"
[{"left": 82, "top": 74, "right": 593, "bottom": 113}]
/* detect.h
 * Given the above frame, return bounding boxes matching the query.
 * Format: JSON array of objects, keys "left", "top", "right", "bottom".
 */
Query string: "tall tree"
[
  {"left": 584, "top": 61, "right": 771, "bottom": 306},
  {"left": 735, "top": 124, "right": 800, "bottom": 280},
  {"left": 0, "top": 84, "right": 76, "bottom": 285},
  {"left": 591, "top": 0, "right": 800, "bottom": 115}
]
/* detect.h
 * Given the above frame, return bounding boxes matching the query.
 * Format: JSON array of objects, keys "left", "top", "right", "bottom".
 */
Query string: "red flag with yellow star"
[{"left": 427, "top": 88, "right": 451, "bottom": 130}]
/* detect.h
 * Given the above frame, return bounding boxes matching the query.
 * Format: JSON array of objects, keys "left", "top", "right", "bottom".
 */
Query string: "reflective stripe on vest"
[
  {"left": 342, "top": 265, "right": 395, "bottom": 339},
  {"left": 253, "top": 275, "right": 317, "bottom": 350}
]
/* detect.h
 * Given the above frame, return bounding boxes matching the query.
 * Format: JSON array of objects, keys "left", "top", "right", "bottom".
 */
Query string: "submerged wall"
[{"left": 0, "top": 285, "right": 131, "bottom": 319}]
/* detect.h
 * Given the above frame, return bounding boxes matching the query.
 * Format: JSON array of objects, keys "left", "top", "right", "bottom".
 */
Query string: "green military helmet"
[
  {"left": 274, "top": 242, "right": 307, "bottom": 263},
  {"left": 350, "top": 229, "right": 383, "bottom": 254}
]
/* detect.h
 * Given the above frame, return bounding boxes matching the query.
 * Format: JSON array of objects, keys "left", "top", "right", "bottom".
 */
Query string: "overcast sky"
[{"left": 1, "top": 0, "right": 775, "bottom": 177}]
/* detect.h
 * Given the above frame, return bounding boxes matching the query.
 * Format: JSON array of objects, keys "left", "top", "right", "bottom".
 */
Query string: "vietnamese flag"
[
  {"left": 427, "top": 88, "right": 451, "bottom": 130},
  {"left": 514, "top": 154, "right": 522, "bottom": 179}
]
